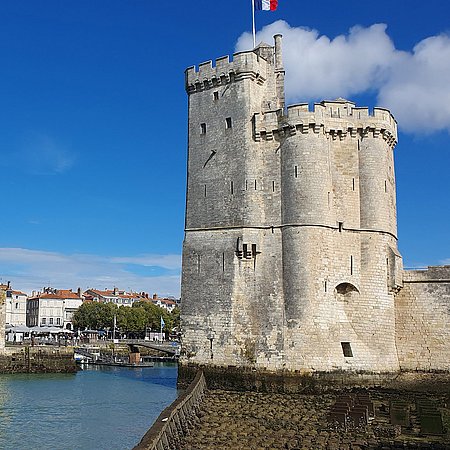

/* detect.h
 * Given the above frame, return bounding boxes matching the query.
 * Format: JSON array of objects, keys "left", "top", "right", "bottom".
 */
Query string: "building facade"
[
  {"left": 27, "top": 288, "right": 83, "bottom": 330},
  {"left": 180, "top": 36, "right": 450, "bottom": 376},
  {"left": 83, "top": 288, "right": 146, "bottom": 307},
  {"left": 0, "top": 286, "right": 5, "bottom": 350},
  {"left": 5, "top": 287, "right": 28, "bottom": 326}
]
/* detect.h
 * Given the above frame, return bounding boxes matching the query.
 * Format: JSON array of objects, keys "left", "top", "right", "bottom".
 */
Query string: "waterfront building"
[
  {"left": 180, "top": 35, "right": 450, "bottom": 380},
  {"left": 149, "top": 294, "right": 177, "bottom": 312},
  {"left": 4, "top": 285, "right": 28, "bottom": 326},
  {"left": 83, "top": 288, "right": 147, "bottom": 307},
  {"left": 0, "top": 285, "right": 5, "bottom": 349},
  {"left": 26, "top": 288, "right": 83, "bottom": 330}
]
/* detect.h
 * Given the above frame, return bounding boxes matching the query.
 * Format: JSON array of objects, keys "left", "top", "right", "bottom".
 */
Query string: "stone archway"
[
  {"left": 335, "top": 282, "right": 359, "bottom": 301},
  {"left": 334, "top": 282, "right": 361, "bottom": 354}
]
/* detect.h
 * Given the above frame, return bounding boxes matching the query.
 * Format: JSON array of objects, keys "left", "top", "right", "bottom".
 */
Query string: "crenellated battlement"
[
  {"left": 185, "top": 50, "right": 270, "bottom": 93},
  {"left": 253, "top": 99, "right": 397, "bottom": 147}
]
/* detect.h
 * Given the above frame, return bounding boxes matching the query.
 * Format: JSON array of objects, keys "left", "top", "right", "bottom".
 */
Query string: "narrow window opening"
[
  {"left": 272, "top": 180, "right": 275, "bottom": 192},
  {"left": 209, "top": 337, "right": 214, "bottom": 360},
  {"left": 324, "top": 281, "right": 327, "bottom": 292},
  {"left": 243, "top": 244, "right": 248, "bottom": 258},
  {"left": 226, "top": 117, "right": 232, "bottom": 129},
  {"left": 338, "top": 222, "right": 343, "bottom": 232},
  {"left": 385, "top": 180, "right": 387, "bottom": 192},
  {"left": 341, "top": 342, "right": 353, "bottom": 357},
  {"left": 350, "top": 255, "right": 353, "bottom": 275},
  {"left": 352, "top": 178, "right": 355, "bottom": 191},
  {"left": 222, "top": 253, "right": 225, "bottom": 271},
  {"left": 254, "top": 179, "right": 257, "bottom": 190},
  {"left": 204, "top": 184, "right": 207, "bottom": 197},
  {"left": 230, "top": 180, "right": 234, "bottom": 195},
  {"left": 245, "top": 180, "right": 248, "bottom": 191},
  {"left": 357, "top": 140, "right": 360, "bottom": 151},
  {"left": 294, "top": 165, "right": 298, "bottom": 178},
  {"left": 252, "top": 244, "right": 257, "bottom": 257},
  {"left": 213, "top": 91, "right": 219, "bottom": 101},
  {"left": 197, "top": 254, "right": 201, "bottom": 274},
  {"left": 328, "top": 192, "right": 330, "bottom": 207},
  {"left": 200, "top": 123, "right": 207, "bottom": 134}
]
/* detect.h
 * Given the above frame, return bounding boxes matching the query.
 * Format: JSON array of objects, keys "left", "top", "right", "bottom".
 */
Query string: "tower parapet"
[
  {"left": 185, "top": 51, "right": 270, "bottom": 93},
  {"left": 254, "top": 100, "right": 397, "bottom": 147}
]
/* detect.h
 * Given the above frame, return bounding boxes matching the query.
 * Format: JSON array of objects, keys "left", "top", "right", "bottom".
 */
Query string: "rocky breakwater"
[{"left": 178, "top": 385, "right": 450, "bottom": 449}]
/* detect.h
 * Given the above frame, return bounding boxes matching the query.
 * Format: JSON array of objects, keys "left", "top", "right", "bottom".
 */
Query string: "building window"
[
  {"left": 41, "top": 318, "right": 46, "bottom": 325},
  {"left": 15, "top": 303, "right": 18, "bottom": 309},
  {"left": 341, "top": 342, "right": 353, "bottom": 357},
  {"left": 294, "top": 165, "right": 298, "bottom": 178},
  {"left": 56, "top": 318, "right": 61, "bottom": 325},
  {"left": 200, "top": 123, "right": 207, "bottom": 134},
  {"left": 49, "top": 318, "right": 53, "bottom": 325},
  {"left": 225, "top": 117, "right": 232, "bottom": 129},
  {"left": 213, "top": 91, "right": 219, "bottom": 101}
]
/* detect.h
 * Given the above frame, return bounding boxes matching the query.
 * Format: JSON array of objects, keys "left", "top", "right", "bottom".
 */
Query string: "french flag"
[{"left": 255, "top": 0, "right": 278, "bottom": 11}]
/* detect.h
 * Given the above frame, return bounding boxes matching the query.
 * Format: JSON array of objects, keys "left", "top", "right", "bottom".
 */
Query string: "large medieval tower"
[{"left": 181, "top": 35, "right": 404, "bottom": 376}]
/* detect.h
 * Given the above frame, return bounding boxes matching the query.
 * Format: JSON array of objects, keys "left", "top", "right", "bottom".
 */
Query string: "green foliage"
[
  {"left": 73, "top": 300, "right": 180, "bottom": 334},
  {"left": 73, "top": 302, "right": 118, "bottom": 329}
]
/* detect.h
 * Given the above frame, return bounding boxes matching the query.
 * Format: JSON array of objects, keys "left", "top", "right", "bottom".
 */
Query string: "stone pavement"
[{"left": 178, "top": 389, "right": 450, "bottom": 450}]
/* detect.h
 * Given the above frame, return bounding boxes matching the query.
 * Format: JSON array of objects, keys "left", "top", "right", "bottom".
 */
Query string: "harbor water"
[{"left": 0, "top": 362, "right": 178, "bottom": 450}]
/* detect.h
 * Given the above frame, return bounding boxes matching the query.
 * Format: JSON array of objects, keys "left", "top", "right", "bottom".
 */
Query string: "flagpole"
[{"left": 251, "top": 0, "right": 256, "bottom": 49}]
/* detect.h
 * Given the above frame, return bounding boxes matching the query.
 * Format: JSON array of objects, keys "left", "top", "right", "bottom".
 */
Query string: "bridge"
[{"left": 118, "top": 339, "right": 180, "bottom": 356}]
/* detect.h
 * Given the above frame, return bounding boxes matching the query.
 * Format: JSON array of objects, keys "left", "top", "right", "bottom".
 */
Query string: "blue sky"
[{"left": 0, "top": 0, "right": 449, "bottom": 296}]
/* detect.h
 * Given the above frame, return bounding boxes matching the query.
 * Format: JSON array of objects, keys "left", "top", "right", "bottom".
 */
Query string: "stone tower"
[{"left": 180, "top": 35, "right": 403, "bottom": 378}]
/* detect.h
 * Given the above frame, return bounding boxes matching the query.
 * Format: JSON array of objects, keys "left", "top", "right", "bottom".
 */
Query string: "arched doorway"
[{"left": 334, "top": 282, "right": 359, "bottom": 301}]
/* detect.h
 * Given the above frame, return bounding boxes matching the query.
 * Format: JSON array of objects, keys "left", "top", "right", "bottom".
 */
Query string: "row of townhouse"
[
  {"left": 1, "top": 282, "right": 179, "bottom": 330},
  {"left": 83, "top": 288, "right": 178, "bottom": 312}
]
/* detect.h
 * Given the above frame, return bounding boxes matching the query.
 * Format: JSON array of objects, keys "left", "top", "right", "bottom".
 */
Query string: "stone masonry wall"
[
  {"left": 0, "top": 346, "right": 77, "bottom": 373},
  {"left": 181, "top": 36, "right": 450, "bottom": 380},
  {"left": 396, "top": 266, "right": 450, "bottom": 371}
]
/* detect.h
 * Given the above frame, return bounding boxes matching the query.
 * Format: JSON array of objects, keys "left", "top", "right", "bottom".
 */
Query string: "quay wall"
[
  {"left": 133, "top": 370, "right": 206, "bottom": 450},
  {"left": 178, "top": 364, "right": 450, "bottom": 394},
  {"left": 0, "top": 346, "right": 77, "bottom": 374}
]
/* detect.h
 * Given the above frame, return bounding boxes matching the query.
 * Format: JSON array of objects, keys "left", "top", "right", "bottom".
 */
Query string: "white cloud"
[
  {"left": 110, "top": 254, "right": 181, "bottom": 270},
  {"left": 236, "top": 21, "right": 450, "bottom": 134},
  {"left": 0, "top": 248, "right": 181, "bottom": 297},
  {"left": 378, "top": 34, "right": 450, "bottom": 133}
]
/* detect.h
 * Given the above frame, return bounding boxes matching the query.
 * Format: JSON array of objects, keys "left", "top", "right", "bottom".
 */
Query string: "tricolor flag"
[
  {"left": 255, "top": 0, "right": 278, "bottom": 11},
  {"left": 160, "top": 316, "right": 165, "bottom": 328}
]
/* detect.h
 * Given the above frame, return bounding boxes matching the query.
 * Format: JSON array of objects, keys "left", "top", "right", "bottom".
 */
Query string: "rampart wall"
[{"left": 396, "top": 266, "right": 450, "bottom": 371}]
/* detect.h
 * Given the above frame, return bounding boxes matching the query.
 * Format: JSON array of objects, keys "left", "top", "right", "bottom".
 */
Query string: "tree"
[
  {"left": 132, "top": 301, "right": 166, "bottom": 330},
  {"left": 73, "top": 302, "right": 118, "bottom": 330}
]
